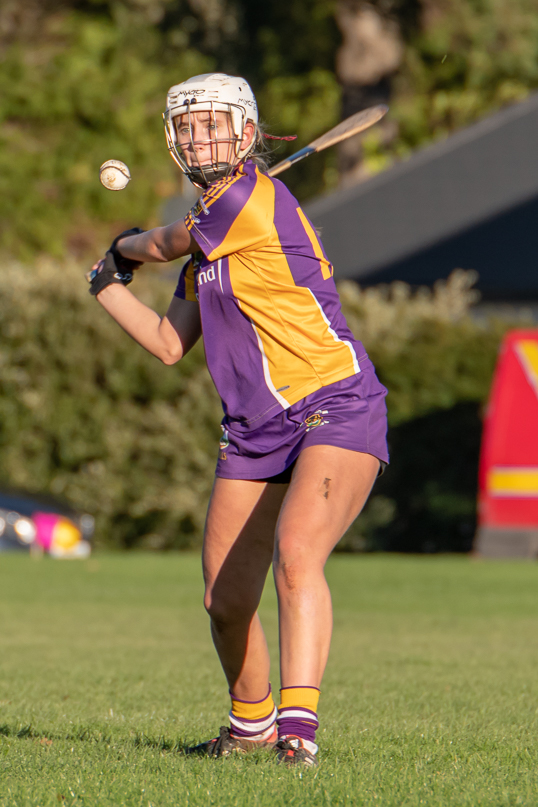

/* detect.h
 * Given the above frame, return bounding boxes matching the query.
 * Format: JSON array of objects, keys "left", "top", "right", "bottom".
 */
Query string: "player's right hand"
[
  {"left": 87, "top": 251, "right": 135, "bottom": 296},
  {"left": 85, "top": 258, "right": 105, "bottom": 285}
]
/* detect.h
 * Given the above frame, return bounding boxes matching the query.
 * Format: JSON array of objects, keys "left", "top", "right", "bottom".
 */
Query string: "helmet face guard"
[
  {"left": 164, "top": 100, "right": 249, "bottom": 188},
  {"left": 164, "top": 73, "right": 259, "bottom": 188}
]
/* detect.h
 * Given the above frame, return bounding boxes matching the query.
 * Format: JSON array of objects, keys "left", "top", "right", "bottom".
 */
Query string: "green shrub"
[{"left": 339, "top": 270, "right": 507, "bottom": 425}]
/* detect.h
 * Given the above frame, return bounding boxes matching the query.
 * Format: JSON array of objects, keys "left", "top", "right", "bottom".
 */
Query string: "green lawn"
[{"left": 1, "top": 553, "right": 538, "bottom": 806}]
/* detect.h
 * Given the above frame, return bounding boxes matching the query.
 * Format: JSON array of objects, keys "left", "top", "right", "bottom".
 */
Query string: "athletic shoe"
[
  {"left": 274, "top": 735, "right": 318, "bottom": 767},
  {"left": 186, "top": 724, "right": 277, "bottom": 757}
]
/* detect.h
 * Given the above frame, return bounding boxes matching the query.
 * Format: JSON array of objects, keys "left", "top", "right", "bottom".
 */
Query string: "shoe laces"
[
  {"left": 276, "top": 736, "right": 302, "bottom": 750},
  {"left": 210, "top": 725, "right": 233, "bottom": 756}
]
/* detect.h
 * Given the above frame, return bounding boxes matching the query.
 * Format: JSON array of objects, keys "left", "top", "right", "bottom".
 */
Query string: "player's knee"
[
  {"left": 204, "top": 588, "right": 255, "bottom": 627},
  {"left": 273, "top": 532, "right": 319, "bottom": 592},
  {"left": 274, "top": 558, "right": 303, "bottom": 593},
  {"left": 204, "top": 593, "right": 236, "bottom": 625}
]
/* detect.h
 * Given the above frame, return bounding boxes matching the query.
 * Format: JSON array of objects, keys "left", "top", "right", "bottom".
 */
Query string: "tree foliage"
[
  {"left": 363, "top": 0, "right": 538, "bottom": 171},
  {"left": 0, "top": 0, "right": 341, "bottom": 257},
  {"left": 1, "top": 0, "right": 538, "bottom": 254},
  {"left": 0, "top": 8, "right": 210, "bottom": 257}
]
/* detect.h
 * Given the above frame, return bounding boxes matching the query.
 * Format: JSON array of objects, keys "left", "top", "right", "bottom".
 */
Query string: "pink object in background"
[
  {"left": 33, "top": 511, "right": 88, "bottom": 557},
  {"left": 33, "top": 512, "right": 59, "bottom": 551}
]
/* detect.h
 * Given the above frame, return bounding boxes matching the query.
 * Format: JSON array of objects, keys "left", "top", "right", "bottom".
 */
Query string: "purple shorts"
[{"left": 215, "top": 359, "right": 389, "bottom": 481}]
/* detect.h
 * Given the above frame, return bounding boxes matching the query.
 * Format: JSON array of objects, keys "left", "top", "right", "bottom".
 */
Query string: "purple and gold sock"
[
  {"left": 277, "top": 686, "right": 320, "bottom": 752},
  {"left": 229, "top": 687, "right": 277, "bottom": 740}
]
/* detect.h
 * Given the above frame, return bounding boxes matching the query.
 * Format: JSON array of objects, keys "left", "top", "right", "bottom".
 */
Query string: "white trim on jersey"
[
  {"left": 250, "top": 319, "right": 291, "bottom": 410},
  {"left": 308, "top": 290, "right": 360, "bottom": 374}
]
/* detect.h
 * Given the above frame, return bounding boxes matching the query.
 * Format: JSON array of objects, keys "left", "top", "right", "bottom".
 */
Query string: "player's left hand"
[{"left": 109, "top": 227, "right": 146, "bottom": 272}]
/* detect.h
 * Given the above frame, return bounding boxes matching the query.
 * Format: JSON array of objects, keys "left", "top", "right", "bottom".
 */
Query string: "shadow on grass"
[
  {"left": 133, "top": 732, "right": 194, "bottom": 754},
  {"left": 0, "top": 722, "right": 195, "bottom": 754}
]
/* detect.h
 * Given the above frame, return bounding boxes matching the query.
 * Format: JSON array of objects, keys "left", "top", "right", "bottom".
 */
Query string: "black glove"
[
  {"left": 88, "top": 251, "right": 134, "bottom": 296},
  {"left": 109, "top": 227, "right": 146, "bottom": 272}
]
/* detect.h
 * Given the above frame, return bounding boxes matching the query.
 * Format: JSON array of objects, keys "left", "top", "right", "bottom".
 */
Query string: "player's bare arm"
[
  {"left": 94, "top": 282, "right": 201, "bottom": 364},
  {"left": 115, "top": 220, "right": 199, "bottom": 264}
]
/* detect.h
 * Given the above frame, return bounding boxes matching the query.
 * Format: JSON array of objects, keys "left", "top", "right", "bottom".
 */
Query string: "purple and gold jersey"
[{"left": 175, "top": 160, "right": 367, "bottom": 429}]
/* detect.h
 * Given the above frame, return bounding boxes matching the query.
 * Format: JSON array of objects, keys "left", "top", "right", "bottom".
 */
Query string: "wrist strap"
[{"left": 89, "top": 252, "right": 132, "bottom": 296}]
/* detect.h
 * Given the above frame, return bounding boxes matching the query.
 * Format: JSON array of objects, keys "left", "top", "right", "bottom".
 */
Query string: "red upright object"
[{"left": 477, "top": 329, "right": 538, "bottom": 556}]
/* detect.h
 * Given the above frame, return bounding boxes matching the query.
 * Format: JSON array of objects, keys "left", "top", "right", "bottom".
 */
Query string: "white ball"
[{"left": 99, "top": 160, "right": 131, "bottom": 191}]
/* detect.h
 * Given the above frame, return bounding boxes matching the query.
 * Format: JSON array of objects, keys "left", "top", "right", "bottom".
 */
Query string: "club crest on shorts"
[
  {"left": 219, "top": 426, "right": 230, "bottom": 460},
  {"left": 303, "top": 409, "right": 329, "bottom": 432}
]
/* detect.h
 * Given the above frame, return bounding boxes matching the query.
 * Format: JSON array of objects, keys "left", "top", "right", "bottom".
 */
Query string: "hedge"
[{"left": 0, "top": 261, "right": 519, "bottom": 551}]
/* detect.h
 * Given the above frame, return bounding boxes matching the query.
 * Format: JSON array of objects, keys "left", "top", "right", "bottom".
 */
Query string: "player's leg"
[
  {"left": 272, "top": 445, "right": 379, "bottom": 764},
  {"left": 203, "top": 476, "right": 287, "bottom": 698},
  {"left": 191, "top": 476, "right": 287, "bottom": 756}
]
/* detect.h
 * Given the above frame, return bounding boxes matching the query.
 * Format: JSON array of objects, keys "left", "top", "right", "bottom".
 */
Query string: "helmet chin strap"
[{"left": 188, "top": 162, "right": 235, "bottom": 188}]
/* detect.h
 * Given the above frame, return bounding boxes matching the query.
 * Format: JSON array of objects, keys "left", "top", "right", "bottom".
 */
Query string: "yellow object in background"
[
  {"left": 488, "top": 467, "right": 538, "bottom": 497},
  {"left": 52, "top": 518, "right": 82, "bottom": 552}
]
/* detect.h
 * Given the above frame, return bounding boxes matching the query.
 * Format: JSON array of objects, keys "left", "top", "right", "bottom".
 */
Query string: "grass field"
[{"left": 1, "top": 553, "right": 538, "bottom": 806}]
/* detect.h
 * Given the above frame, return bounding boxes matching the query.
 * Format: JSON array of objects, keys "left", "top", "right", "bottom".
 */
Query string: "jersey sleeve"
[
  {"left": 184, "top": 166, "right": 273, "bottom": 261},
  {"left": 174, "top": 257, "right": 198, "bottom": 301}
]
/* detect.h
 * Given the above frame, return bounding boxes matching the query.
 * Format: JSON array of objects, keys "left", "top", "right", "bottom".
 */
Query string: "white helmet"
[{"left": 163, "top": 73, "right": 259, "bottom": 187}]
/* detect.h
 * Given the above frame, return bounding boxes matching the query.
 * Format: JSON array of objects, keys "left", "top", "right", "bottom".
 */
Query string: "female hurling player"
[{"left": 88, "top": 73, "right": 389, "bottom": 767}]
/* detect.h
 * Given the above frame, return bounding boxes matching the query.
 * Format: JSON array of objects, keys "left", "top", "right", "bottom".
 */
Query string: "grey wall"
[{"left": 304, "top": 93, "right": 538, "bottom": 297}]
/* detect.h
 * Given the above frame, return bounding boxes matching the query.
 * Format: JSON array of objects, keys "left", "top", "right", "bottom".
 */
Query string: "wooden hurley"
[{"left": 267, "top": 104, "right": 388, "bottom": 178}]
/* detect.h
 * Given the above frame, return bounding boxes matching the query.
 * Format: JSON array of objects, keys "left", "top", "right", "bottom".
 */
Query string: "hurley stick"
[{"left": 267, "top": 104, "right": 388, "bottom": 177}]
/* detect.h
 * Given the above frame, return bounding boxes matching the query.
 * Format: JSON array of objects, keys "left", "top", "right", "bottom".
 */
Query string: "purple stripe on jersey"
[
  {"left": 199, "top": 257, "right": 284, "bottom": 424},
  {"left": 272, "top": 187, "right": 330, "bottom": 288},
  {"left": 174, "top": 258, "right": 191, "bottom": 298}
]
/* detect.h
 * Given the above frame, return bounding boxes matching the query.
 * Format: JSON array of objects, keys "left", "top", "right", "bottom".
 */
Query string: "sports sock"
[
  {"left": 229, "top": 686, "right": 277, "bottom": 740},
  {"left": 277, "top": 686, "right": 320, "bottom": 754}
]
